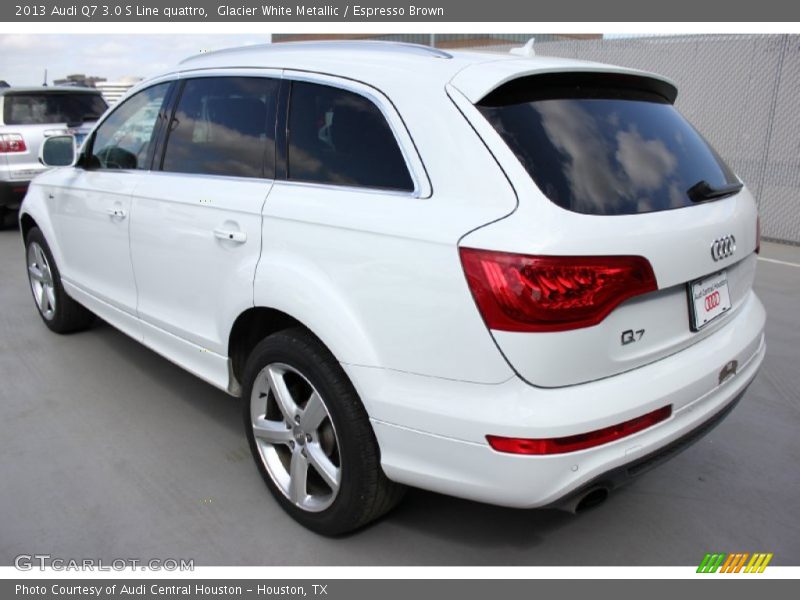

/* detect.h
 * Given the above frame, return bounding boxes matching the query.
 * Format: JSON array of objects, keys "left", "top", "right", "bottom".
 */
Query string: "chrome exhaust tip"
[{"left": 555, "top": 486, "right": 610, "bottom": 514}]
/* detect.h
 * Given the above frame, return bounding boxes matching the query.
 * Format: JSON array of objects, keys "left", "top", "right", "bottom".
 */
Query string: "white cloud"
[{"left": 0, "top": 34, "right": 271, "bottom": 86}]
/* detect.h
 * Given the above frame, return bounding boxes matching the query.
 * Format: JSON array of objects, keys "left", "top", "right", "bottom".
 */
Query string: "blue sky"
[{"left": 0, "top": 34, "right": 273, "bottom": 86}]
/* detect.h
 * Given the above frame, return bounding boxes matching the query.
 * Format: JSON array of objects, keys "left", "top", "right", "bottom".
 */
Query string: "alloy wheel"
[
  {"left": 27, "top": 242, "right": 56, "bottom": 320},
  {"left": 250, "top": 362, "right": 342, "bottom": 512}
]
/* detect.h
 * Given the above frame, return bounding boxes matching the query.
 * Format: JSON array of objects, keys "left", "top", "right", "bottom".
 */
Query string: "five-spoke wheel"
[
  {"left": 250, "top": 362, "right": 342, "bottom": 512},
  {"left": 24, "top": 227, "right": 94, "bottom": 333},
  {"left": 27, "top": 241, "right": 56, "bottom": 321},
  {"left": 243, "top": 328, "right": 405, "bottom": 535}
]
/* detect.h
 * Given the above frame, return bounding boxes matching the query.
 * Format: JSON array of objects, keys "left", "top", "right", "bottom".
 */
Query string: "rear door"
[
  {"left": 451, "top": 71, "right": 760, "bottom": 387},
  {"left": 129, "top": 73, "right": 279, "bottom": 355}
]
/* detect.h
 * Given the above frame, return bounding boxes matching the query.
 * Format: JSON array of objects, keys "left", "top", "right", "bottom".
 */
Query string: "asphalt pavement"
[{"left": 1, "top": 225, "right": 798, "bottom": 566}]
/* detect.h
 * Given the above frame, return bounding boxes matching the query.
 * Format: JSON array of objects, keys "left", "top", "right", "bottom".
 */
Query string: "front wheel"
[
  {"left": 243, "top": 328, "right": 405, "bottom": 535},
  {"left": 25, "top": 227, "right": 94, "bottom": 333}
]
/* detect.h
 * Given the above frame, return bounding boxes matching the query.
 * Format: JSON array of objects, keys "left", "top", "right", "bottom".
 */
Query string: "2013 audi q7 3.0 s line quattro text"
[{"left": 20, "top": 42, "right": 765, "bottom": 535}]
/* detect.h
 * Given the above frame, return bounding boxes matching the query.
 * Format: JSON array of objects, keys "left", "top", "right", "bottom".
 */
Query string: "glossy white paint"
[
  {"left": 48, "top": 169, "right": 141, "bottom": 315},
  {"left": 130, "top": 170, "right": 271, "bottom": 356},
  {"left": 20, "top": 42, "right": 766, "bottom": 510},
  {"left": 253, "top": 70, "right": 517, "bottom": 382},
  {"left": 362, "top": 293, "right": 764, "bottom": 507}
]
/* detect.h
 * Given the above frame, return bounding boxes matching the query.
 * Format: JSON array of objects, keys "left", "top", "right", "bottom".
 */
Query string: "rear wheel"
[
  {"left": 25, "top": 227, "right": 94, "bottom": 333},
  {"left": 243, "top": 328, "right": 405, "bottom": 535}
]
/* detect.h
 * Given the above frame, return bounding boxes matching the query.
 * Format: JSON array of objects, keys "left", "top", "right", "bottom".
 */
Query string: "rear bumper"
[
  {"left": 545, "top": 384, "right": 747, "bottom": 510},
  {"left": 0, "top": 180, "right": 29, "bottom": 209},
  {"left": 349, "top": 290, "right": 766, "bottom": 508}
]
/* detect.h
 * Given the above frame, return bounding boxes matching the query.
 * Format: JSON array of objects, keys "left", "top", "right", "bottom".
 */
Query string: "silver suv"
[{"left": 0, "top": 86, "right": 107, "bottom": 226}]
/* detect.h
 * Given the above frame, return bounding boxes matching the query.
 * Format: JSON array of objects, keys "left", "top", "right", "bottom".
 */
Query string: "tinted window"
[
  {"left": 3, "top": 92, "right": 107, "bottom": 125},
  {"left": 91, "top": 83, "right": 169, "bottom": 170},
  {"left": 287, "top": 82, "right": 414, "bottom": 191},
  {"left": 478, "top": 75, "right": 738, "bottom": 215},
  {"left": 162, "top": 77, "right": 278, "bottom": 179}
]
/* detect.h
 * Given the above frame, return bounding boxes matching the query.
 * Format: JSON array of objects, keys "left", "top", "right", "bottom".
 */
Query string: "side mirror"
[{"left": 39, "top": 135, "right": 77, "bottom": 167}]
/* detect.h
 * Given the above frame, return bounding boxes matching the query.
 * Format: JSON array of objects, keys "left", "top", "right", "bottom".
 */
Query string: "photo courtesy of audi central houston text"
[{"left": 13, "top": 40, "right": 765, "bottom": 535}]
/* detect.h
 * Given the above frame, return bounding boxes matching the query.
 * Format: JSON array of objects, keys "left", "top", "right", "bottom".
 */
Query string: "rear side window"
[
  {"left": 287, "top": 81, "right": 414, "bottom": 192},
  {"left": 478, "top": 74, "right": 738, "bottom": 215},
  {"left": 3, "top": 92, "right": 107, "bottom": 125},
  {"left": 162, "top": 77, "right": 279, "bottom": 179}
]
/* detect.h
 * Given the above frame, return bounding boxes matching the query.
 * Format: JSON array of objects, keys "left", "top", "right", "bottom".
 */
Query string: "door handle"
[
  {"left": 213, "top": 228, "right": 247, "bottom": 243},
  {"left": 106, "top": 208, "right": 127, "bottom": 219}
]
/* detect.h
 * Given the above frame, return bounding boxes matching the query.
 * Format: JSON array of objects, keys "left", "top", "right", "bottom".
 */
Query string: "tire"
[
  {"left": 0, "top": 207, "right": 8, "bottom": 230},
  {"left": 243, "top": 327, "right": 405, "bottom": 535},
  {"left": 25, "top": 227, "right": 95, "bottom": 334}
]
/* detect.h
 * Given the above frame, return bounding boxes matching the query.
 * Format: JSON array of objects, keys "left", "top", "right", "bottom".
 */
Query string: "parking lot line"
[{"left": 757, "top": 257, "right": 800, "bottom": 268}]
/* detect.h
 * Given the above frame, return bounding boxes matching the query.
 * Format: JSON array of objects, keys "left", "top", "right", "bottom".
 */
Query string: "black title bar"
[{"left": 5, "top": 0, "right": 800, "bottom": 22}]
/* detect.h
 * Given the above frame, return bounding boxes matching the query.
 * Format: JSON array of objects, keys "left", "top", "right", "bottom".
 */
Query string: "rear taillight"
[
  {"left": 755, "top": 216, "right": 761, "bottom": 254},
  {"left": 487, "top": 405, "right": 672, "bottom": 455},
  {"left": 459, "top": 248, "right": 657, "bottom": 332},
  {"left": 0, "top": 134, "right": 27, "bottom": 153}
]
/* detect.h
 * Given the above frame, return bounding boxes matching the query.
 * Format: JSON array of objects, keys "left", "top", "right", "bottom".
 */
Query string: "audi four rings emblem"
[{"left": 711, "top": 235, "right": 736, "bottom": 261}]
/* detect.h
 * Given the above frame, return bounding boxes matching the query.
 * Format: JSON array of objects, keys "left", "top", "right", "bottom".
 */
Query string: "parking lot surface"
[{"left": 1, "top": 226, "right": 798, "bottom": 566}]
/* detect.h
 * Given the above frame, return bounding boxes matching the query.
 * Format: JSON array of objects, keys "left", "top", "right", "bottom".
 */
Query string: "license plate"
[{"left": 688, "top": 270, "right": 732, "bottom": 331}]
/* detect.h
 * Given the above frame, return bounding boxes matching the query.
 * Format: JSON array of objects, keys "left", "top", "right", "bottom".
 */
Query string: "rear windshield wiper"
[{"left": 687, "top": 180, "right": 743, "bottom": 203}]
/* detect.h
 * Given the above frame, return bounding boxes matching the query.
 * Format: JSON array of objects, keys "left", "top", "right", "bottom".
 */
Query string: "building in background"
[
  {"left": 95, "top": 76, "right": 143, "bottom": 105},
  {"left": 49, "top": 74, "right": 142, "bottom": 105},
  {"left": 53, "top": 73, "right": 106, "bottom": 88}
]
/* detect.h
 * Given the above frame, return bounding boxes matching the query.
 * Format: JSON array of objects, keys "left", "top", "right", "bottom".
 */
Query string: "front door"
[{"left": 51, "top": 82, "right": 171, "bottom": 335}]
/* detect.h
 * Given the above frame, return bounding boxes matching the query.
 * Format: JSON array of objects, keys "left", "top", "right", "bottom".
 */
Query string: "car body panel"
[{"left": 130, "top": 171, "right": 271, "bottom": 356}]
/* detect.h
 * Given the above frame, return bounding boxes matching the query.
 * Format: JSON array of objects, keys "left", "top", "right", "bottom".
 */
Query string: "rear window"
[
  {"left": 477, "top": 73, "right": 738, "bottom": 215},
  {"left": 3, "top": 92, "right": 107, "bottom": 125}
]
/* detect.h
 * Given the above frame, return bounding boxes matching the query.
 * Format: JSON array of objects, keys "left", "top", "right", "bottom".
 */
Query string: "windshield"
[
  {"left": 3, "top": 92, "right": 108, "bottom": 125},
  {"left": 477, "top": 75, "right": 738, "bottom": 215}
]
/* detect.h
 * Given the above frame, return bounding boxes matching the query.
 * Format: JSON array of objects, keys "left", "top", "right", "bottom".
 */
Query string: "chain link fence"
[
  {"left": 470, "top": 34, "right": 800, "bottom": 245},
  {"left": 281, "top": 34, "right": 800, "bottom": 243}
]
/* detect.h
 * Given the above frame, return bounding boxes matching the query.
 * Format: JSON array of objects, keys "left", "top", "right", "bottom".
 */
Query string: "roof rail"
[{"left": 179, "top": 40, "right": 453, "bottom": 65}]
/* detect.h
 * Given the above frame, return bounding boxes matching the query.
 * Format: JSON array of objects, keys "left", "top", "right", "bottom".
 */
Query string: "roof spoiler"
[{"left": 450, "top": 59, "right": 678, "bottom": 104}]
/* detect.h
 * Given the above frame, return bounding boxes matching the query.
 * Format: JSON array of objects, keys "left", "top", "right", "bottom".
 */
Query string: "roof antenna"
[
  {"left": 43, "top": 68, "right": 48, "bottom": 87},
  {"left": 510, "top": 38, "right": 536, "bottom": 58}
]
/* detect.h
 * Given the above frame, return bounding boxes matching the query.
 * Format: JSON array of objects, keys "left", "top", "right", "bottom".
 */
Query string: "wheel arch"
[
  {"left": 227, "top": 297, "right": 381, "bottom": 398},
  {"left": 20, "top": 212, "right": 38, "bottom": 243},
  {"left": 228, "top": 307, "right": 307, "bottom": 386},
  {"left": 18, "top": 186, "right": 65, "bottom": 271}
]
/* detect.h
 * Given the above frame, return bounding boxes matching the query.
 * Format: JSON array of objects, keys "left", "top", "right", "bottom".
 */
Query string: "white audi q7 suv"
[{"left": 20, "top": 42, "right": 765, "bottom": 535}]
